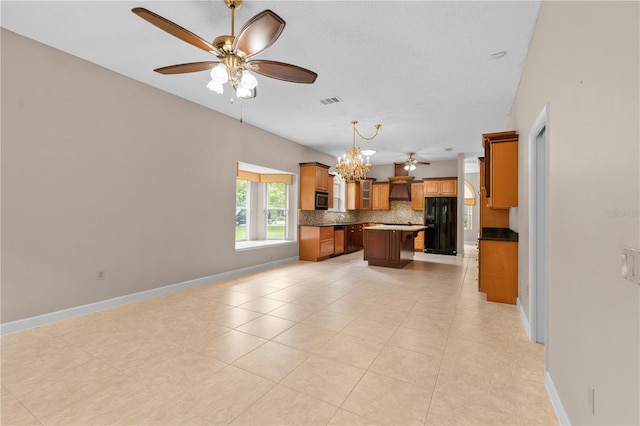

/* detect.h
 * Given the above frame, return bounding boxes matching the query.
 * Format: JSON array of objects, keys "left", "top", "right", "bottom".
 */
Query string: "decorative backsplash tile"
[{"left": 298, "top": 201, "right": 423, "bottom": 226}]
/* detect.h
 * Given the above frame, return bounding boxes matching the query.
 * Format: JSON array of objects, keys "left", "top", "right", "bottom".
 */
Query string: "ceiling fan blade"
[
  {"left": 154, "top": 61, "right": 220, "bottom": 75},
  {"left": 248, "top": 60, "right": 317, "bottom": 84},
  {"left": 233, "top": 10, "right": 285, "bottom": 58},
  {"left": 132, "top": 7, "right": 222, "bottom": 57}
]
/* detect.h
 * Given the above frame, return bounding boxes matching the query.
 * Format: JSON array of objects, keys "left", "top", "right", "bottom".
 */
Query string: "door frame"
[{"left": 528, "top": 104, "right": 550, "bottom": 358}]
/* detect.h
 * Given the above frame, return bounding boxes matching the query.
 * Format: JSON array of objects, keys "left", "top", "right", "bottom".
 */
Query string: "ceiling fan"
[
  {"left": 132, "top": 0, "right": 317, "bottom": 100},
  {"left": 395, "top": 152, "right": 430, "bottom": 172}
]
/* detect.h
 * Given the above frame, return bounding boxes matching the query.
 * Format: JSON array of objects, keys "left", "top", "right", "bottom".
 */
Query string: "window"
[
  {"left": 235, "top": 162, "right": 295, "bottom": 250},
  {"left": 329, "top": 174, "right": 346, "bottom": 212},
  {"left": 236, "top": 179, "right": 248, "bottom": 241},
  {"left": 463, "top": 205, "right": 473, "bottom": 230},
  {"left": 266, "top": 182, "right": 287, "bottom": 240},
  {"left": 464, "top": 181, "right": 476, "bottom": 231}
]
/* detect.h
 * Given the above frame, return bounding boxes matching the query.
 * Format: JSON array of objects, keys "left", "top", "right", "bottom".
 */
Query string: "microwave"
[{"left": 315, "top": 191, "right": 329, "bottom": 210}]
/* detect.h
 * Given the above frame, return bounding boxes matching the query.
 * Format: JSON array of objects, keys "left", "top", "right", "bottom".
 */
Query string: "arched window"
[{"left": 464, "top": 181, "right": 476, "bottom": 230}]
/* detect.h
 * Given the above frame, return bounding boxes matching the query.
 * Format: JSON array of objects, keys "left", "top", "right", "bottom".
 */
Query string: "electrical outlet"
[
  {"left": 97, "top": 271, "right": 105, "bottom": 280},
  {"left": 587, "top": 381, "right": 595, "bottom": 414}
]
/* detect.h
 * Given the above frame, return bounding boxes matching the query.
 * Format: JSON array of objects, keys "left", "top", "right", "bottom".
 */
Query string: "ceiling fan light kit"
[
  {"left": 404, "top": 152, "right": 418, "bottom": 171},
  {"left": 132, "top": 0, "right": 317, "bottom": 101}
]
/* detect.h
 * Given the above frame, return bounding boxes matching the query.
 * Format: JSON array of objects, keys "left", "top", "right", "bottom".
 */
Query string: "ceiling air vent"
[{"left": 319, "top": 97, "right": 342, "bottom": 105}]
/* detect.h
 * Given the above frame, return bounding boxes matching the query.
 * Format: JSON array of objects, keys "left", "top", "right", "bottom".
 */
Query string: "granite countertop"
[
  {"left": 364, "top": 224, "right": 427, "bottom": 231},
  {"left": 299, "top": 222, "right": 365, "bottom": 227},
  {"left": 479, "top": 227, "right": 519, "bottom": 242}
]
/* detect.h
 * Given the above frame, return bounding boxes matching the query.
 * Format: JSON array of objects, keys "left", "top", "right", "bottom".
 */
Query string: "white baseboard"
[
  {"left": 1, "top": 256, "right": 299, "bottom": 335},
  {"left": 516, "top": 297, "right": 532, "bottom": 340},
  {"left": 546, "top": 371, "right": 571, "bottom": 425}
]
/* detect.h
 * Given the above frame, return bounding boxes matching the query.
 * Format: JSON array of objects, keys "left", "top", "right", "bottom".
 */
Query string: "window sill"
[{"left": 235, "top": 240, "right": 297, "bottom": 251}]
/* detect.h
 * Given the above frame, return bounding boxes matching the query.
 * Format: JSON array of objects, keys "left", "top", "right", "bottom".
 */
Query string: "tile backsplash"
[{"left": 298, "top": 201, "right": 423, "bottom": 226}]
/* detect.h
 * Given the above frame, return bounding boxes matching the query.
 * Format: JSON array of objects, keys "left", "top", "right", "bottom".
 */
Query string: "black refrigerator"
[{"left": 424, "top": 197, "right": 457, "bottom": 255}]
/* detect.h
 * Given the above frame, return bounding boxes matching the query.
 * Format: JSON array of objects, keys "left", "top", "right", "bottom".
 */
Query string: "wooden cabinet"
[
  {"left": 414, "top": 230, "right": 424, "bottom": 252},
  {"left": 364, "top": 229, "right": 416, "bottom": 268},
  {"left": 372, "top": 182, "right": 390, "bottom": 210},
  {"left": 334, "top": 228, "right": 345, "bottom": 255},
  {"left": 478, "top": 239, "right": 518, "bottom": 304},
  {"left": 299, "top": 226, "right": 334, "bottom": 261},
  {"left": 482, "top": 131, "right": 518, "bottom": 208},
  {"left": 424, "top": 178, "right": 458, "bottom": 197},
  {"left": 478, "top": 157, "right": 509, "bottom": 228},
  {"left": 346, "top": 182, "right": 359, "bottom": 210},
  {"left": 299, "top": 162, "right": 330, "bottom": 210},
  {"left": 411, "top": 182, "right": 424, "bottom": 210},
  {"left": 346, "top": 179, "right": 376, "bottom": 210},
  {"left": 346, "top": 224, "right": 363, "bottom": 253},
  {"left": 328, "top": 174, "right": 335, "bottom": 209},
  {"left": 360, "top": 179, "right": 373, "bottom": 210}
]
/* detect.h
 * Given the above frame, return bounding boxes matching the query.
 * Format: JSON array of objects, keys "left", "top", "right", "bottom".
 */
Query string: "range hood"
[{"left": 388, "top": 164, "right": 414, "bottom": 201}]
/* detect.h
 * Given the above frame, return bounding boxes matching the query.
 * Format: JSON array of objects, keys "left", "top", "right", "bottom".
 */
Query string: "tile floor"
[{"left": 1, "top": 249, "right": 558, "bottom": 425}]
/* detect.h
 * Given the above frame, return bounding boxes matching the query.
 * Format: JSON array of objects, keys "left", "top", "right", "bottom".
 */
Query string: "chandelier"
[{"left": 336, "top": 120, "right": 382, "bottom": 182}]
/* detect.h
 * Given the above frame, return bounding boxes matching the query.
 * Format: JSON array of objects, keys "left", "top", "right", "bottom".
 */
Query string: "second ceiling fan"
[
  {"left": 396, "top": 152, "right": 430, "bottom": 171},
  {"left": 132, "top": 0, "right": 317, "bottom": 99}
]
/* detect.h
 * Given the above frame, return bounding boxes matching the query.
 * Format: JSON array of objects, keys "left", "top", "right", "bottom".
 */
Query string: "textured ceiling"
[{"left": 1, "top": 1, "right": 541, "bottom": 165}]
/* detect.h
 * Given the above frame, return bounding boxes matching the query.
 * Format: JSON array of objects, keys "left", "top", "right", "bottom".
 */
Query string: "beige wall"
[
  {"left": 508, "top": 2, "right": 639, "bottom": 424},
  {"left": 1, "top": 30, "right": 335, "bottom": 323}
]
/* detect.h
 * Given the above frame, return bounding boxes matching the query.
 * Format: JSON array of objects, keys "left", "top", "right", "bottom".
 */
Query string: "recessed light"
[
  {"left": 361, "top": 149, "right": 377, "bottom": 156},
  {"left": 444, "top": 147, "right": 454, "bottom": 152},
  {"left": 491, "top": 51, "right": 507, "bottom": 60}
]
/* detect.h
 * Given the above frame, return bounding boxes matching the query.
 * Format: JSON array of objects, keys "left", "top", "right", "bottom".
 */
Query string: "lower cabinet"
[
  {"left": 364, "top": 229, "right": 415, "bottom": 268},
  {"left": 334, "top": 228, "right": 345, "bottom": 255},
  {"left": 414, "top": 230, "right": 424, "bottom": 252},
  {"left": 299, "top": 226, "right": 335, "bottom": 261},
  {"left": 346, "top": 224, "right": 364, "bottom": 253},
  {"left": 478, "top": 239, "right": 518, "bottom": 304}
]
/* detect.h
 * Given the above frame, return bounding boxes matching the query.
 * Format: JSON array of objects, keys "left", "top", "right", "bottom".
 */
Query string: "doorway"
[{"left": 529, "top": 105, "right": 549, "bottom": 350}]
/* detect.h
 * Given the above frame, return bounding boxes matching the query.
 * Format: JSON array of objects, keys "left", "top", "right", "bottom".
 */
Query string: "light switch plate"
[{"left": 622, "top": 247, "right": 640, "bottom": 284}]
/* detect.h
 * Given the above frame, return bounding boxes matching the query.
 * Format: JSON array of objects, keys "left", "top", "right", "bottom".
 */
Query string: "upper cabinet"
[
  {"left": 346, "top": 179, "right": 376, "bottom": 210},
  {"left": 424, "top": 178, "right": 457, "bottom": 197},
  {"left": 372, "top": 182, "right": 390, "bottom": 210},
  {"left": 410, "top": 182, "right": 424, "bottom": 210},
  {"left": 482, "top": 131, "right": 518, "bottom": 208},
  {"left": 478, "top": 157, "right": 510, "bottom": 228},
  {"left": 328, "top": 174, "right": 335, "bottom": 209},
  {"left": 299, "top": 162, "right": 330, "bottom": 210}
]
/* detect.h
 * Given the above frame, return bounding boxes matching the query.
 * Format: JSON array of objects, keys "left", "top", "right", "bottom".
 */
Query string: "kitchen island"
[{"left": 363, "top": 224, "right": 427, "bottom": 268}]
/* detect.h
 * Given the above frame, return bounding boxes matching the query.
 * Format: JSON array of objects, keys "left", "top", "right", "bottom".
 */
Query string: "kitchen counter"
[
  {"left": 479, "top": 227, "right": 518, "bottom": 242},
  {"left": 365, "top": 224, "right": 426, "bottom": 232},
  {"left": 299, "top": 222, "right": 365, "bottom": 227}
]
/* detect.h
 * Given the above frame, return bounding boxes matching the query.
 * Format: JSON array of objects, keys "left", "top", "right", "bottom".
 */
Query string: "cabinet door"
[
  {"left": 372, "top": 183, "right": 390, "bottom": 210},
  {"left": 440, "top": 179, "right": 457, "bottom": 196},
  {"left": 423, "top": 180, "right": 441, "bottom": 196},
  {"left": 315, "top": 166, "right": 329, "bottom": 191},
  {"left": 328, "top": 175, "right": 335, "bottom": 209},
  {"left": 388, "top": 230, "right": 400, "bottom": 264},
  {"left": 411, "top": 182, "right": 424, "bottom": 210},
  {"left": 479, "top": 240, "right": 518, "bottom": 304},
  {"left": 488, "top": 141, "right": 518, "bottom": 208},
  {"left": 334, "top": 229, "right": 345, "bottom": 254},
  {"left": 414, "top": 230, "right": 424, "bottom": 251},
  {"left": 360, "top": 180, "right": 372, "bottom": 210},
  {"left": 346, "top": 182, "right": 359, "bottom": 210},
  {"left": 363, "top": 230, "right": 389, "bottom": 262}
]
